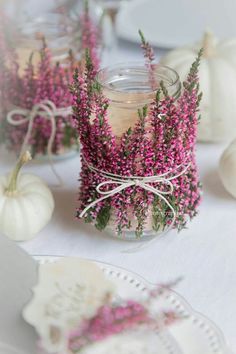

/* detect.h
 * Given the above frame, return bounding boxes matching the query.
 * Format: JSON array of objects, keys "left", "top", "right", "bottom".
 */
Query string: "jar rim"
[{"left": 97, "top": 61, "right": 180, "bottom": 94}]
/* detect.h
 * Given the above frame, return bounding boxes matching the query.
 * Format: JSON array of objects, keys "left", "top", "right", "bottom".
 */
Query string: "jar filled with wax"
[
  {"left": 98, "top": 63, "right": 181, "bottom": 137},
  {"left": 72, "top": 56, "right": 202, "bottom": 241}
]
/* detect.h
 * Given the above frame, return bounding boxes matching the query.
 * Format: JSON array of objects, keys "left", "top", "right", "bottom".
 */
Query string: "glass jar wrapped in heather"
[
  {"left": 0, "top": 1, "right": 100, "bottom": 160},
  {"left": 71, "top": 37, "right": 203, "bottom": 241},
  {"left": 0, "top": 41, "right": 78, "bottom": 160}
]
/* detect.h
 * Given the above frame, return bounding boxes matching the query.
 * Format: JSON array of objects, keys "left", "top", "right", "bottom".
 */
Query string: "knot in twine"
[
  {"left": 7, "top": 100, "right": 72, "bottom": 186},
  {"left": 80, "top": 159, "right": 191, "bottom": 234}
]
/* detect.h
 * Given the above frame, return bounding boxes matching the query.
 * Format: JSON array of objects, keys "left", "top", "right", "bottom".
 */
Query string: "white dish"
[
  {"left": 117, "top": 0, "right": 236, "bottom": 48},
  {"left": 34, "top": 256, "right": 229, "bottom": 354}
]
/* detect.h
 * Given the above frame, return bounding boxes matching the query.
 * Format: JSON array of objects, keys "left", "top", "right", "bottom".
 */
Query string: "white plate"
[
  {"left": 34, "top": 256, "right": 229, "bottom": 354},
  {"left": 117, "top": 0, "right": 236, "bottom": 48}
]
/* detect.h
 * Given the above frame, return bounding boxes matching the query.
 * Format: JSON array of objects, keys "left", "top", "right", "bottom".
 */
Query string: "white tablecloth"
[{"left": 1, "top": 41, "right": 236, "bottom": 352}]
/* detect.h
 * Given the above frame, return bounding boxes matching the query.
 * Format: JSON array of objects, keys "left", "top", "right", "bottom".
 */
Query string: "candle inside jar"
[
  {"left": 16, "top": 47, "right": 41, "bottom": 76},
  {"left": 103, "top": 88, "right": 156, "bottom": 137},
  {"left": 13, "top": 16, "right": 74, "bottom": 76},
  {"left": 98, "top": 64, "right": 181, "bottom": 137}
]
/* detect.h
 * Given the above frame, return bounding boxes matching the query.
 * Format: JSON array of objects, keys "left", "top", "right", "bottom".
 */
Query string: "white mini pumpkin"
[
  {"left": 219, "top": 139, "right": 236, "bottom": 198},
  {"left": 160, "top": 32, "right": 236, "bottom": 142},
  {"left": 0, "top": 151, "right": 54, "bottom": 241}
]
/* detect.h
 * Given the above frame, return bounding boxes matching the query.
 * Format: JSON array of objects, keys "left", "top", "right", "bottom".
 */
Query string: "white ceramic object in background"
[
  {"left": 34, "top": 256, "right": 229, "bottom": 354},
  {"left": 2, "top": 0, "right": 77, "bottom": 23},
  {"left": 117, "top": 0, "right": 236, "bottom": 48},
  {"left": 219, "top": 139, "right": 236, "bottom": 198},
  {"left": 160, "top": 32, "right": 236, "bottom": 142}
]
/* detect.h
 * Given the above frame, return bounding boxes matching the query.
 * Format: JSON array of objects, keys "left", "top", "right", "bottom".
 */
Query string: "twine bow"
[
  {"left": 80, "top": 160, "right": 191, "bottom": 231},
  {"left": 7, "top": 100, "right": 72, "bottom": 185}
]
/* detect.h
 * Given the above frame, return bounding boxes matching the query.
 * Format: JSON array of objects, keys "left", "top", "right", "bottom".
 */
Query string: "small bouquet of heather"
[
  {"left": 67, "top": 298, "right": 179, "bottom": 354},
  {"left": 71, "top": 33, "right": 203, "bottom": 240}
]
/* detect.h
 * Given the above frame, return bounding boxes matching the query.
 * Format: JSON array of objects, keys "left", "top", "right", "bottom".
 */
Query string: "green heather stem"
[
  {"left": 5, "top": 151, "right": 32, "bottom": 194},
  {"left": 138, "top": 29, "right": 146, "bottom": 45}
]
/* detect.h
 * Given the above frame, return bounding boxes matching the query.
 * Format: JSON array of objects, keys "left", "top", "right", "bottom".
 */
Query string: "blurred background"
[{"left": 1, "top": 0, "right": 236, "bottom": 56}]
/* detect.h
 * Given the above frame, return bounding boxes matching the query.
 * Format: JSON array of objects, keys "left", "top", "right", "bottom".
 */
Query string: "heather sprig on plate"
[
  {"left": 68, "top": 298, "right": 179, "bottom": 353},
  {"left": 68, "top": 278, "right": 181, "bottom": 353}
]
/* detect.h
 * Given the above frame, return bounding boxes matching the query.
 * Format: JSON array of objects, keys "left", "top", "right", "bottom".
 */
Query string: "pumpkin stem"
[
  {"left": 5, "top": 151, "right": 32, "bottom": 195},
  {"left": 202, "top": 31, "right": 215, "bottom": 58}
]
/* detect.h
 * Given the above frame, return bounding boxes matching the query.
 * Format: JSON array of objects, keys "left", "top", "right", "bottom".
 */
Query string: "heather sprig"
[
  {"left": 139, "top": 29, "right": 156, "bottom": 90},
  {"left": 68, "top": 301, "right": 150, "bottom": 352},
  {"left": 68, "top": 287, "right": 179, "bottom": 353},
  {"left": 139, "top": 29, "right": 155, "bottom": 63},
  {"left": 80, "top": 0, "right": 100, "bottom": 72}
]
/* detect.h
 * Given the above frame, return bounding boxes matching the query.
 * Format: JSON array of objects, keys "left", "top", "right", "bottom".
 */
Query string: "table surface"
[{"left": 1, "top": 40, "right": 236, "bottom": 353}]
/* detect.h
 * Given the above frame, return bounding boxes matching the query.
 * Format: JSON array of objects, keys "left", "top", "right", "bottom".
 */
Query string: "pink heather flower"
[
  {"left": 67, "top": 302, "right": 148, "bottom": 352},
  {"left": 67, "top": 286, "right": 180, "bottom": 353},
  {"left": 139, "top": 30, "right": 156, "bottom": 90},
  {"left": 80, "top": 2, "right": 100, "bottom": 73}
]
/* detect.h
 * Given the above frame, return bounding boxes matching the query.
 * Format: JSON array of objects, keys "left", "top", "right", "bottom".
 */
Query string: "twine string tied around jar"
[
  {"left": 80, "top": 158, "right": 191, "bottom": 236},
  {"left": 7, "top": 100, "right": 72, "bottom": 186}
]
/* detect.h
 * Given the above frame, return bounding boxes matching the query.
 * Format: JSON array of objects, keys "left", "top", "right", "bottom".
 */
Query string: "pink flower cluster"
[
  {"left": 68, "top": 295, "right": 178, "bottom": 353},
  {"left": 139, "top": 29, "right": 156, "bottom": 89},
  {"left": 71, "top": 41, "right": 202, "bottom": 237},
  {"left": 68, "top": 301, "right": 150, "bottom": 352},
  {"left": 80, "top": 3, "right": 100, "bottom": 73}
]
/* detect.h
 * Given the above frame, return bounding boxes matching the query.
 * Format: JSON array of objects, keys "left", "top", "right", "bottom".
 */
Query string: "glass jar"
[
  {"left": 4, "top": 0, "right": 102, "bottom": 71},
  {"left": 97, "top": 63, "right": 181, "bottom": 137},
  {"left": 1, "top": 2, "right": 82, "bottom": 160},
  {"left": 95, "top": 63, "right": 181, "bottom": 241},
  {"left": 14, "top": 12, "right": 79, "bottom": 71}
]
